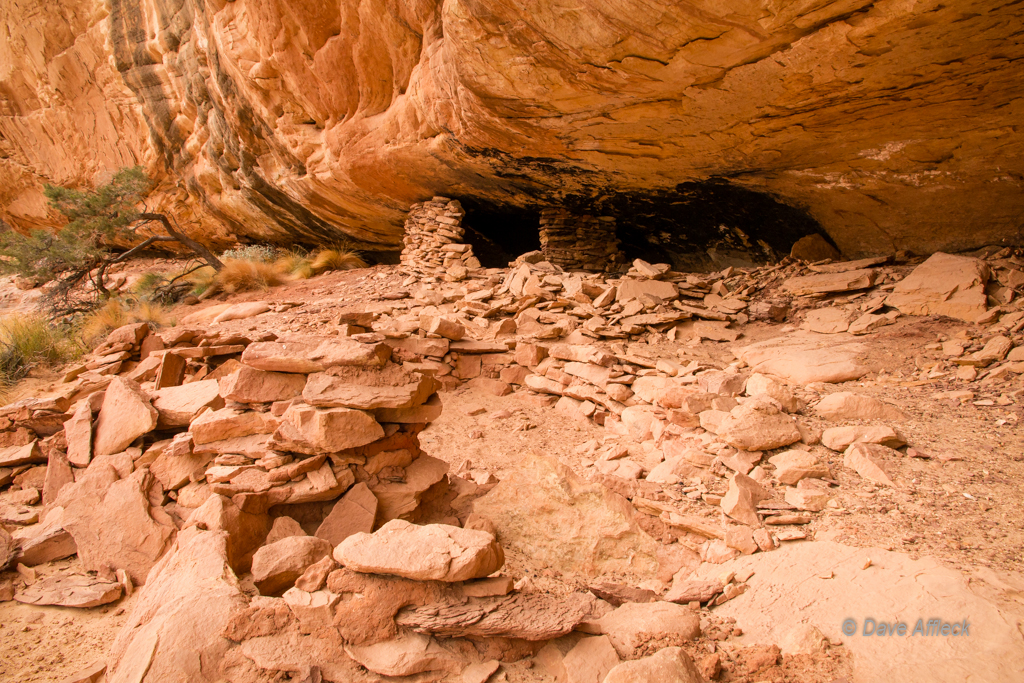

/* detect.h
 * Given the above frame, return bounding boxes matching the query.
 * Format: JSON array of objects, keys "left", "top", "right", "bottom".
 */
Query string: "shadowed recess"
[{"left": 577, "top": 181, "right": 831, "bottom": 272}]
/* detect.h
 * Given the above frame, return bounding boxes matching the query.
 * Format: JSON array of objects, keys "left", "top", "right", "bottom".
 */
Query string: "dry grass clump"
[
  {"left": 275, "top": 251, "right": 315, "bottom": 280},
  {"left": 0, "top": 315, "right": 81, "bottom": 392},
  {"left": 214, "top": 259, "right": 289, "bottom": 294},
  {"left": 193, "top": 243, "right": 367, "bottom": 296},
  {"left": 310, "top": 247, "right": 366, "bottom": 274},
  {"left": 78, "top": 299, "right": 172, "bottom": 345}
]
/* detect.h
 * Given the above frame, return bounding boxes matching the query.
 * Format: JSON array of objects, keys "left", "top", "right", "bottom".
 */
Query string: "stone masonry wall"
[
  {"left": 400, "top": 197, "right": 481, "bottom": 279},
  {"left": 539, "top": 209, "right": 624, "bottom": 272}
]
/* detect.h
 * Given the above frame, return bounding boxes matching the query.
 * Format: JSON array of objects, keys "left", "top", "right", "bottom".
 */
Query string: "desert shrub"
[
  {"left": 275, "top": 249, "right": 314, "bottom": 280},
  {"left": 310, "top": 247, "right": 366, "bottom": 274},
  {"left": 220, "top": 244, "right": 279, "bottom": 263},
  {"left": 78, "top": 299, "right": 172, "bottom": 345},
  {"left": 187, "top": 265, "right": 217, "bottom": 297},
  {"left": 0, "top": 315, "right": 81, "bottom": 390},
  {"left": 133, "top": 271, "right": 169, "bottom": 297},
  {"left": 0, "top": 167, "right": 223, "bottom": 315},
  {"left": 214, "top": 259, "right": 289, "bottom": 294}
]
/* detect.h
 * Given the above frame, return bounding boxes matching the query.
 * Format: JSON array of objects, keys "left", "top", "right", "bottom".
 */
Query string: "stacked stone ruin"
[
  {"left": 538, "top": 208, "right": 625, "bottom": 272},
  {"left": 399, "top": 196, "right": 481, "bottom": 278}
]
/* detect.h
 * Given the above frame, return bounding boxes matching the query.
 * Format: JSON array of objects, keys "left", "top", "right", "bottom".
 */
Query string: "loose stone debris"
[{"left": 1, "top": 245, "right": 1024, "bottom": 682}]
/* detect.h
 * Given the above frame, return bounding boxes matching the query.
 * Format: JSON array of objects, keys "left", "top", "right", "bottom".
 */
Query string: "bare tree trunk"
[{"left": 137, "top": 213, "right": 224, "bottom": 271}]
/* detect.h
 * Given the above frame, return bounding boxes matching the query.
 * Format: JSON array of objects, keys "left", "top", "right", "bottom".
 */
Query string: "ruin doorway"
[{"left": 456, "top": 198, "right": 542, "bottom": 268}]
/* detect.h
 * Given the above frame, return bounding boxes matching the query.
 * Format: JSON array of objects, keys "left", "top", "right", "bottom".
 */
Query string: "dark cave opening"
[
  {"left": 574, "top": 180, "right": 831, "bottom": 272},
  {"left": 456, "top": 197, "right": 542, "bottom": 268},
  {"left": 446, "top": 180, "right": 829, "bottom": 273}
]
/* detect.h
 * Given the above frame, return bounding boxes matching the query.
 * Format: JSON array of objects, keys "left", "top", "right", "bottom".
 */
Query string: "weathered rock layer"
[{"left": 1, "top": 0, "right": 1021, "bottom": 258}]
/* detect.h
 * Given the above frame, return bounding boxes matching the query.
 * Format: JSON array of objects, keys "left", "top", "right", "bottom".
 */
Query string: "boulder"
[
  {"left": 744, "top": 373, "right": 804, "bottom": 413},
  {"left": 294, "top": 555, "right": 337, "bottom": 592},
  {"left": 785, "top": 487, "right": 830, "bottom": 512},
  {"left": 335, "top": 519, "right": 504, "bottom": 582},
  {"left": 588, "top": 582, "right": 657, "bottom": 607},
  {"left": 778, "top": 624, "right": 829, "bottom": 656},
  {"left": 251, "top": 535, "right": 334, "bottom": 595},
  {"left": 791, "top": 234, "right": 840, "bottom": 262},
  {"left": 212, "top": 300, "right": 270, "bottom": 322},
  {"left": 0, "top": 441, "right": 44, "bottom": 467},
  {"left": 802, "top": 307, "right": 852, "bottom": 334},
  {"left": 303, "top": 366, "right": 436, "bottom": 409},
  {"left": 843, "top": 442, "right": 897, "bottom": 487},
  {"left": 957, "top": 335, "right": 1014, "bottom": 367},
  {"left": 241, "top": 336, "right": 391, "bottom": 373},
  {"left": 886, "top": 252, "right": 990, "bottom": 321},
  {"left": 11, "top": 510, "right": 77, "bottom": 566},
  {"left": 722, "top": 473, "right": 768, "bottom": 526},
  {"left": 595, "top": 603, "right": 701, "bottom": 657},
  {"left": 151, "top": 351, "right": 186, "bottom": 389},
  {"left": 271, "top": 404, "right": 384, "bottom": 454},
  {"left": 462, "top": 661, "right": 501, "bottom": 683},
  {"left": 218, "top": 365, "right": 307, "bottom": 403},
  {"left": 315, "top": 482, "right": 378, "bottom": 546},
  {"left": 103, "top": 323, "right": 149, "bottom": 348},
  {"left": 616, "top": 280, "right": 678, "bottom": 302},
  {"left": 55, "top": 661, "right": 107, "bottom": 683},
  {"left": 768, "top": 450, "right": 830, "bottom": 485},
  {"left": 564, "top": 635, "right": 620, "bottom": 683},
  {"left": 62, "top": 468, "right": 176, "bottom": 585},
  {"left": 602, "top": 646, "right": 705, "bottom": 683},
  {"left": 0, "top": 526, "right": 15, "bottom": 570},
  {"left": 466, "top": 377, "right": 512, "bottom": 396},
  {"left": 372, "top": 454, "right": 449, "bottom": 522},
  {"left": 151, "top": 379, "right": 224, "bottom": 428},
  {"left": 783, "top": 269, "right": 877, "bottom": 295},
  {"left": 64, "top": 401, "right": 93, "bottom": 467},
  {"left": 105, "top": 530, "right": 248, "bottom": 683},
  {"left": 184, "top": 494, "right": 271, "bottom": 573},
  {"left": 646, "top": 456, "right": 701, "bottom": 485},
  {"left": 42, "top": 450, "right": 75, "bottom": 505},
  {"left": 620, "top": 405, "right": 661, "bottom": 441},
  {"left": 425, "top": 316, "right": 466, "bottom": 340},
  {"left": 697, "top": 371, "right": 747, "bottom": 397},
  {"left": 821, "top": 425, "right": 905, "bottom": 451},
  {"left": 717, "top": 399, "right": 801, "bottom": 451},
  {"left": 473, "top": 453, "right": 659, "bottom": 578},
  {"left": 93, "top": 377, "right": 158, "bottom": 456},
  {"left": 725, "top": 525, "right": 759, "bottom": 555},
  {"left": 265, "top": 515, "right": 307, "bottom": 545},
  {"left": 387, "top": 337, "right": 451, "bottom": 359},
  {"left": 814, "top": 392, "right": 908, "bottom": 421},
  {"left": 190, "top": 408, "right": 277, "bottom": 445},
  {"left": 345, "top": 630, "right": 463, "bottom": 677},
  {"left": 737, "top": 334, "right": 873, "bottom": 385}
]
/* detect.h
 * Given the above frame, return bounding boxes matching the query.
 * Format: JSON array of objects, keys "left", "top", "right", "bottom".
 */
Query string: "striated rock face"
[{"left": 1, "top": 0, "right": 1022, "bottom": 258}]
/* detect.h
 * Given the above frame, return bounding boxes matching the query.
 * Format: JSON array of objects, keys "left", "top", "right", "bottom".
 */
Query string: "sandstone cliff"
[{"left": 1, "top": 0, "right": 1021, "bottom": 258}]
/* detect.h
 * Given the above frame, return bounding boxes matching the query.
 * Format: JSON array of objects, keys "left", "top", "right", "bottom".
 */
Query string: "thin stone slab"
[
  {"left": 15, "top": 573, "right": 123, "bottom": 608},
  {"left": 241, "top": 336, "right": 391, "bottom": 373}
]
